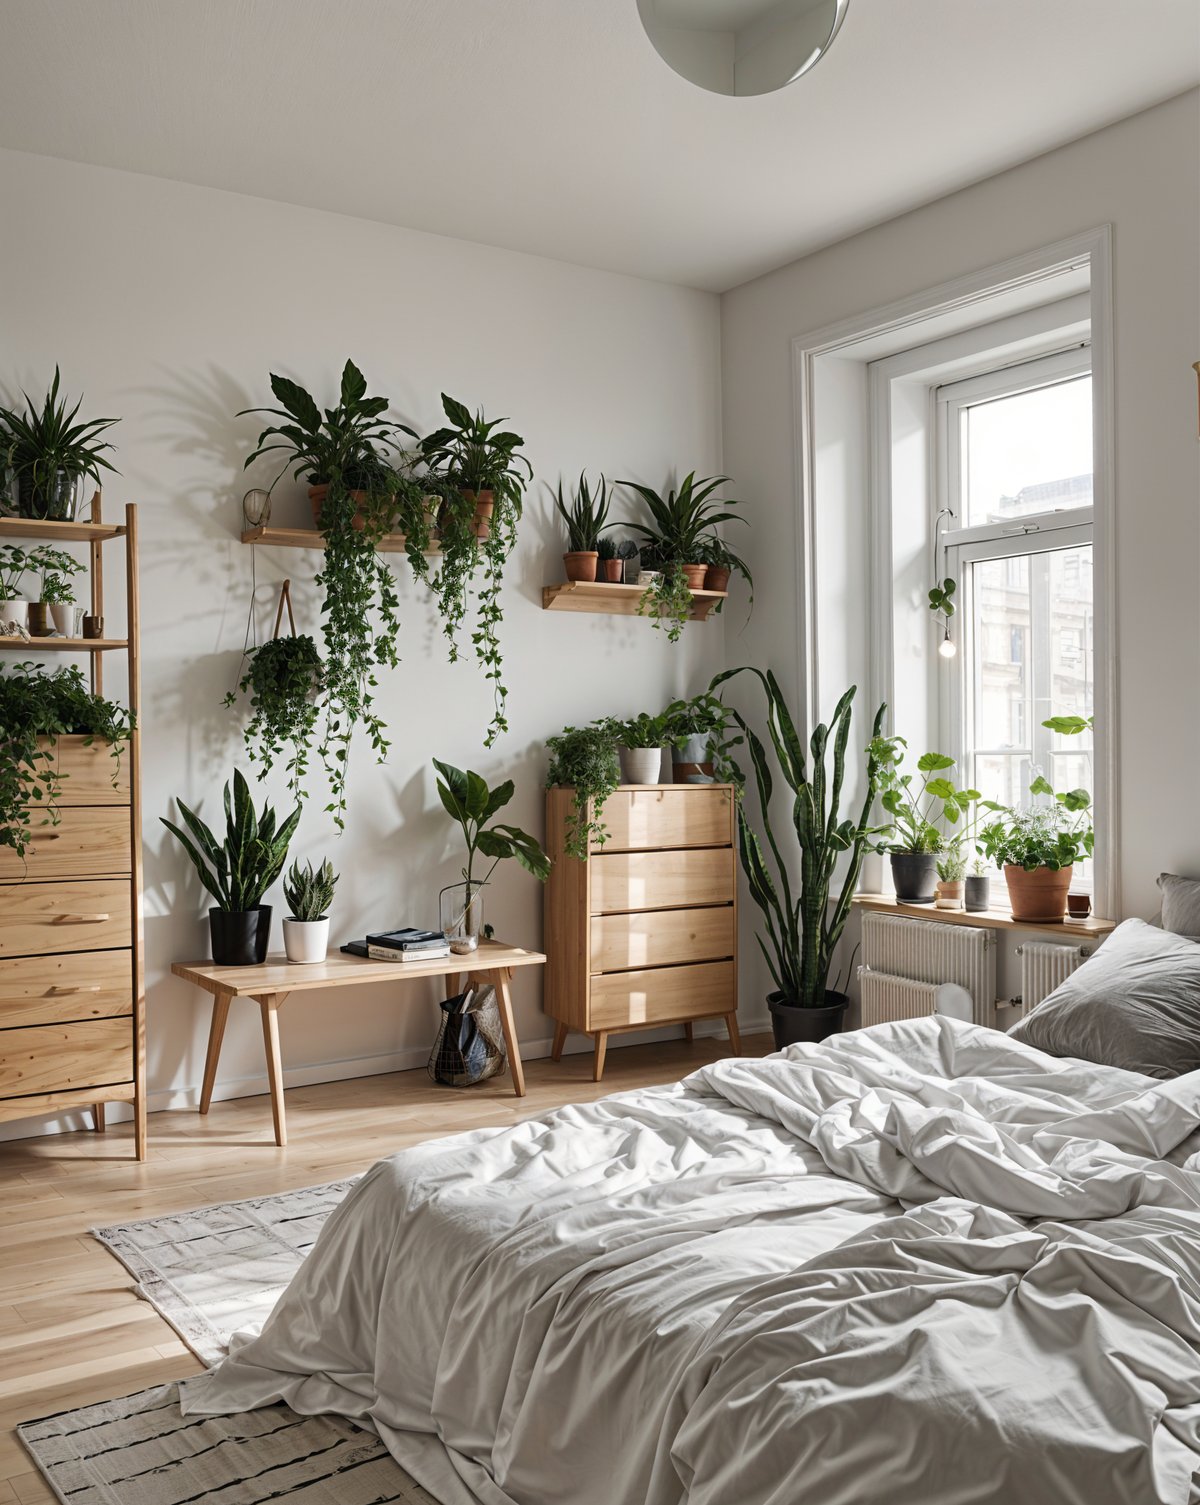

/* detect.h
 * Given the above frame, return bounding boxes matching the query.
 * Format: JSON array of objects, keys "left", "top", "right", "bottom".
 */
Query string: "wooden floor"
[{"left": 0, "top": 1031, "right": 771, "bottom": 1502}]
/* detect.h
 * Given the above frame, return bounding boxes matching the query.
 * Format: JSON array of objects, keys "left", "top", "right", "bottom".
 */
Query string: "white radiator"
[
  {"left": 1019, "top": 941, "right": 1088, "bottom": 1011},
  {"left": 859, "top": 971, "right": 974, "bottom": 1028},
  {"left": 861, "top": 913, "right": 996, "bottom": 1027}
]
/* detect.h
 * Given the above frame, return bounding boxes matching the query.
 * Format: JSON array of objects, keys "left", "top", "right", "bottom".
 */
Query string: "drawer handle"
[
  {"left": 51, "top": 913, "right": 111, "bottom": 925},
  {"left": 49, "top": 985, "right": 103, "bottom": 995}
]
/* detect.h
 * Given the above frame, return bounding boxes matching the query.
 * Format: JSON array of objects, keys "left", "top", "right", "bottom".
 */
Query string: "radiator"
[
  {"left": 1019, "top": 941, "right": 1088, "bottom": 1011},
  {"left": 860, "top": 912, "right": 996, "bottom": 1027},
  {"left": 859, "top": 971, "right": 974, "bottom": 1028}
]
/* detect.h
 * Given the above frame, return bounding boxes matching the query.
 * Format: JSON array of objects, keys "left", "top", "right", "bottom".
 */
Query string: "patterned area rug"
[{"left": 19, "top": 1179, "right": 443, "bottom": 1505}]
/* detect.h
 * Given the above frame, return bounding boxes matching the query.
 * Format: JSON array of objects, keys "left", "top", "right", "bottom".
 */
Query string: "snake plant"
[
  {"left": 162, "top": 769, "right": 300, "bottom": 913},
  {"left": 283, "top": 858, "right": 338, "bottom": 921}
]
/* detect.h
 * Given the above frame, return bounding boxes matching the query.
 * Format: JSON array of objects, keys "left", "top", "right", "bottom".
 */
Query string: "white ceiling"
[{"left": 0, "top": 0, "right": 1195, "bottom": 291}]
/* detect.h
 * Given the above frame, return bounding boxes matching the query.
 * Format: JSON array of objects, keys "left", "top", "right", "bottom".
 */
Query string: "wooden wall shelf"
[
  {"left": 241, "top": 524, "right": 440, "bottom": 555},
  {"left": 542, "top": 579, "right": 726, "bottom": 621},
  {"left": 852, "top": 893, "right": 1116, "bottom": 941},
  {"left": 0, "top": 638, "right": 128, "bottom": 652},
  {"left": 0, "top": 517, "right": 126, "bottom": 544}
]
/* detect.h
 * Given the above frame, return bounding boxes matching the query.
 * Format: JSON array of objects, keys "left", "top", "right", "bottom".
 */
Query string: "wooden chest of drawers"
[{"left": 544, "top": 784, "right": 739, "bottom": 1080}]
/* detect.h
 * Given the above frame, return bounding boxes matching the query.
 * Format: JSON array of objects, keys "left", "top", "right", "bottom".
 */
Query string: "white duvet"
[{"left": 181, "top": 1018, "right": 1200, "bottom": 1504}]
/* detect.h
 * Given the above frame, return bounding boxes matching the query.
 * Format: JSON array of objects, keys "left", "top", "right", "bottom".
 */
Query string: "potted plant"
[
  {"left": 621, "top": 472, "right": 747, "bottom": 642},
  {"left": 161, "top": 769, "right": 301, "bottom": 966},
  {"left": 695, "top": 535, "right": 754, "bottom": 607},
  {"left": 554, "top": 472, "right": 612, "bottom": 582},
  {"left": 965, "top": 850, "right": 991, "bottom": 912},
  {"left": 0, "top": 368, "right": 119, "bottom": 521},
  {"left": 0, "top": 545, "right": 32, "bottom": 631},
  {"left": 433, "top": 757, "right": 550, "bottom": 953},
  {"left": 661, "top": 691, "right": 740, "bottom": 783},
  {"left": 282, "top": 858, "right": 338, "bottom": 963},
  {"left": 978, "top": 783, "right": 1093, "bottom": 922},
  {"left": 935, "top": 841, "right": 967, "bottom": 909},
  {"left": 224, "top": 634, "right": 323, "bottom": 802},
  {"left": 0, "top": 661, "right": 134, "bottom": 856},
  {"left": 605, "top": 711, "right": 668, "bottom": 785},
  {"left": 420, "top": 393, "right": 532, "bottom": 541},
  {"left": 869, "top": 737, "right": 979, "bottom": 903},
  {"left": 713, "top": 665, "right": 887, "bottom": 1047},
  {"left": 29, "top": 545, "right": 85, "bottom": 637},
  {"left": 545, "top": 722, "right": 622, "bottom": 861}
]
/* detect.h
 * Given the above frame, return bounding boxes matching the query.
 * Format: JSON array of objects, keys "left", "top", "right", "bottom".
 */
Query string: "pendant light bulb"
[{"left": 939, "top": 626, "right": 957, "bottom": 659}]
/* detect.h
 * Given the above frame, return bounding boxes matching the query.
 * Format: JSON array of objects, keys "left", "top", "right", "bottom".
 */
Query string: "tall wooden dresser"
[
  {"left": 544, "top": 783, "right": 739, "bottom": 1080},
  {"left": 0, "top": 501, "right": 145, "bottom": 1159}
]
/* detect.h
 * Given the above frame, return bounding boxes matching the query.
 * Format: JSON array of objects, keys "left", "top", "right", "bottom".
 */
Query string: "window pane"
[
  {"left": 962, "top": 376, "right": 1092, "bottom": 527},
  {"left": 970, "top": 555, "right": 1030, "bottom": 780}
]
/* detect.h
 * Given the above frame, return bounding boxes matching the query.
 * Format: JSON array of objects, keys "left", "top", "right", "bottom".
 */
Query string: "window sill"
[{"left": 853, "top": 893, "right": 1117, "bottom": 941}]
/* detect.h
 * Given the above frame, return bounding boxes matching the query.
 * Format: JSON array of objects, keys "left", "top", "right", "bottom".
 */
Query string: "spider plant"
[
  {"left": 0, "top": 368, "right": 119, "bottom": 520},
  {"left": 554, "top": 472, "right": 613, "bottom": 553}
]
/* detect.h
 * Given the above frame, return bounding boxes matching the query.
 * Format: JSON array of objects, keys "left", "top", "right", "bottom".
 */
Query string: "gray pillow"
[
  {"left": 1157, "top": 873, "right": 1200, "bottom": 938},
  {"left": 1008, "top": 918, "right": 1200, "bottom": 1078}
]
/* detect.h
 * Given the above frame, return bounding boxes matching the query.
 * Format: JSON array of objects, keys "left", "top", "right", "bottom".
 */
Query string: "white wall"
[
  {"left": 0, "top": 146, "right": 727, "bottom": 1133},
  {"left": 721, "top": 91, "right": 1200, "bottom": 1007}
]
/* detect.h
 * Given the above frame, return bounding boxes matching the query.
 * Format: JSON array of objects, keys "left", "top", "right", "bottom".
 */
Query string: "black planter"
[
  {"left": 209, "top": 906, "right": 272, "bottom": 966},
  {"left": 890, "top": 851, "right": 938, "bottom": 904},
  {"left": 964, "top": 874, "right": 991, "bottom": 913},
  {"left": 768, "top": 989, "right": 849, "bottom": 1049}
]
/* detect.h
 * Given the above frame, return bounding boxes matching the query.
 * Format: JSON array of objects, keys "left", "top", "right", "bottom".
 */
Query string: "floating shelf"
[
  {"left": 542, "top": 579, "right": 726, "bottom": 621},
  {"left": 0, "top": 637, "right": 129, "bottom": 652},
  {"left": 241, "top": 525, "right": 440, "bottom": 555},
  {"left": 852, "top": 893, "right": 1117, "bottom": 940},
  {"left": 0, "top": 517, "right": 126, "bottom": 543}
]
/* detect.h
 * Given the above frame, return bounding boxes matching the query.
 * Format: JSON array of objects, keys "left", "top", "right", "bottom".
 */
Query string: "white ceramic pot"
[
  {"left": 619, "top": 746, "right": 663, "bottom": 784},
  {"left": 283, "top": 916, "right": 330, "bottom": 964},
  {"left": 49, "top": 603, "right": 83, "bottom": 637},
  {"left": 0, "top": 600, "right": 29, "bottom": 630},
  {"left": 636, "top": 570, "right": 662, "bottom": 587}
]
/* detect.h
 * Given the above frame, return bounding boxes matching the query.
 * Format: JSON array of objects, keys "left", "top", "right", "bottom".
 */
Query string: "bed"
[{"left": 180, "top": 1012, "right": 1200, "bottom": 1505}]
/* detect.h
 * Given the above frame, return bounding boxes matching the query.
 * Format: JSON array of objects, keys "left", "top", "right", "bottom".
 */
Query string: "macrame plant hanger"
[{"left": 271, "top": 578, "right": 297, "bottom": 641}]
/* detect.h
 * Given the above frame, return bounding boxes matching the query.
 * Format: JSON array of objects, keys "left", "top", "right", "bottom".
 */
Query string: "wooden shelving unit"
[
  {"left": 241, "top": 524, "right": 439, "bottom": 555},
  {"left": 0, "top": 493, "right": 145, "bottom": 1161},
  {"left": 542, "top": 579, "right": 726, "bottom": 621}
]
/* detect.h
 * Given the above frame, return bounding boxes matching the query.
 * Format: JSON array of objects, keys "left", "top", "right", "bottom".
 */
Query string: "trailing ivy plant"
[
  {"left": 0, "top": 662, "right": 134, "bottom": 856},
  {"left": 224, "top": 634, "right": 323, "bottom": 802},
  {"left": 545, "top": 722, "right": 621, "bottom": 861}
]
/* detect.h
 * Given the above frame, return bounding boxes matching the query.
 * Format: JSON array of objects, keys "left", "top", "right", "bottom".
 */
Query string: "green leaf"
[
  {"left": 1029, "top": 775, "right": 1055, "bottom": 797},
  {"left": 916, "top": 752, "right": 954, "bottom": 772},
  {"left": 925, "top": 777, "right": 956, "bottom": 798},
  {"left": 339, "top": 360, "right": 367, "bottom": 407}
]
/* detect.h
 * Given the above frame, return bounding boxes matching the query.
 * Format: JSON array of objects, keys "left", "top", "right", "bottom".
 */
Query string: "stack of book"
[{"left": 365, "top": 927, "right": 451, "bottom": 962}]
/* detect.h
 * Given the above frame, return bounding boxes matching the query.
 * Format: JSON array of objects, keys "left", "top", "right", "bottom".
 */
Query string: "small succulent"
[{"left": 283, "top": 857, "right": 338, "bottom": 921}]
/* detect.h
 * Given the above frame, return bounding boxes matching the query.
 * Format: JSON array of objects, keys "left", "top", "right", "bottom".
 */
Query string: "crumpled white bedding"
[{"left": 180, "top": 1017, "right": 1200, "bottom": 1504}]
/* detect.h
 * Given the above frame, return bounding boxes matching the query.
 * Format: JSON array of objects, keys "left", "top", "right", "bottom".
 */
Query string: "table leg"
[
  {"left": 471, "top": 968, "right": 525, "bottom": 1098},
  {"left": 683, "top": 1022, "right": 694, "bottom": 1043},
  {"left": 92, "top": 1102, "right": 106, "bottom": 1132},
  {"left": 593, "top": 1032, "right": 608, "bottom": 1082},
  {"left": 551, "top": 1020, "right": 568, "bottom": 1061},
  {"left": 725, "top": 1012, "right": 741, "bottom": 1055},
  {"left": 257, "top": 993, "right": 290, "bottom": 1146},
  {"left": 199, "top": 990, "right": 233, "bottom": 1116}
]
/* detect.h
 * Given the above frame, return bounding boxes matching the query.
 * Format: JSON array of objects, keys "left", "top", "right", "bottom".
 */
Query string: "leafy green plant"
[
  {"left": 420, "top": 393, "right": 532, "bottom": 509},
  {"left": 695, "top": 534, "right": 754, "bottom": 610},
  {"left": 545, "top": 723, "right": 621, "bottom": 861},
  {"left": 29, "top": 546, "right": 83, "bottom": 604},
  {"left": 433, "top": 758, "right": 550, "bottom": 898},
  {"left": 555, "top": 472, "right": 613, "bottom": 552},
  {"left": 713, "top": 666, "right": 887, "bottom": 1009},
  {"left": 662, "top": 691, "right": 739, "bottom": 746},
  {"left": 868, "top": 737, "right": 981, "bottom": 853},
  {"left": 224, "top": 635, "right": 323, "bottom": 801},
  {"left": 979, "top": 794, "right": 1093, "bottom": 872},
  {"left": 0, "top": 662, "right": 134, "bottom": 855},
  {"left": 928, "top": 577, "right": 956, "bottom": 621},
  {"left": 283, "top": 858, "right": 338, "bottom": 921},
  {"left": 0, "top": 368, "right": 119, "bottom": 520},
  {"left": 0, "top": 545, "right": 31, "bottom": 601},
  {"left": 605, "top": 710, "right": 670, "bottom": 750},
  {"left": 636, "top": 559, "right": 695, "bottom": 643},
  {"left": 936, "top": 841, "right": 968, "bottom": 883},
  {"left": 161, "top": 769, "right": 301, "bottom": 913}
]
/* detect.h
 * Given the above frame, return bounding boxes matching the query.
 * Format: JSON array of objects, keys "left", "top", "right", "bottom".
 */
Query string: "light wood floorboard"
[{"left": 0, "top": 1030, "right": 771, "bottom": 1494}]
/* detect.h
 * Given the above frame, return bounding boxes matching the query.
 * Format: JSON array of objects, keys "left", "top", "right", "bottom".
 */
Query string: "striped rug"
[{"left": 19, "top": 1179, "right": 441, "bottom": 1504}]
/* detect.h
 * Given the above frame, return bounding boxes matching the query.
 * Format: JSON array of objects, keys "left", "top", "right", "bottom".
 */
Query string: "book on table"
[
  {"left": 366, "top": 943, "right": 451, "bottom": 963},
  {"left": 362, "top": 928, "right": 451, "bottom": 962}
]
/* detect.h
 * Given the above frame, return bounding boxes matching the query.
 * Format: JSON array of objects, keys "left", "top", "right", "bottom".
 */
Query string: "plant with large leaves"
[
  {"left": 433, "top": 757, "right": 551, "bottom": 892},
  {"left": 868, "top": 737, "right": 980, "bottom": 854},
  {"left": 161, "top": 769, "right": 301, "bottom": 913},
  {"left": 0, "top": 367, "right": 119, "bottom": 520},
  {"left": 712, "top": 666, "right": 886, "bottom": 1010}
]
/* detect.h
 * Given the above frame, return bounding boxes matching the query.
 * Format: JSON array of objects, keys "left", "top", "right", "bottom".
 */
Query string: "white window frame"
[{"left": 937, "top": 349, "right": 1095, "bottom": 894}]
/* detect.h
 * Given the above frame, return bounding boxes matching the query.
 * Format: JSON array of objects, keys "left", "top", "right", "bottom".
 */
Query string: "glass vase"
[{"left": 440, "top": 882, "right": 485, "bottom": 955}]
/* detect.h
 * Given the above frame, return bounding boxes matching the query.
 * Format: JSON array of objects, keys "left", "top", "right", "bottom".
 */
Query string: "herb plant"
[
  {"left": 225, "top": 635, "right": 323, "bottom": 801},
  {"left": 0, "top": 368, "right": 119, "bottom": 519},
  {"left": 0, "top": 662, "right": 134, "bottom": 855},
  {"left": 545, "top": 723, "right": 621, "bottom": 861},
  {"left": 29, "top": 546, "right": 83, "bottom": 604},
  {"left": 283, "top": 858, "right": 338, "bottom": 921},
  {"left": 161, "top": 768, "right": 301, "bottom": 913},
  {"left": 978, "top": 779, "right": 1093, "bottom": 871}
]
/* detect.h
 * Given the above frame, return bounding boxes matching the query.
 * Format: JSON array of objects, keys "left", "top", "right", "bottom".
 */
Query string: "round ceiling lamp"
[{"left": 637, "top": 0, "right": 849, "bottom": 96}]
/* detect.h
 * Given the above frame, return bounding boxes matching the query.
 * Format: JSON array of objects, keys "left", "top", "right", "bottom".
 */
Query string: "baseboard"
[{"left": 0, "top": 1009, "right": 771, "bottom": 1142}]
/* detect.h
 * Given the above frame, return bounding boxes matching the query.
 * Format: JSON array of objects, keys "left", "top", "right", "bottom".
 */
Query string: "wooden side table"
[{"left": 171, "top": 939, "right": 546, "bottom": 1146}]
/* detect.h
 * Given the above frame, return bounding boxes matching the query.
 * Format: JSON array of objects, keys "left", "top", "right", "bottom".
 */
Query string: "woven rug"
[{"left": 18, "top": 1179, "right": 443, "bottom": 1505}]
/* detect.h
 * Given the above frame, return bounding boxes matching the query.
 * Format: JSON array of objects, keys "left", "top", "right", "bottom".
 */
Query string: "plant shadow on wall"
[{"left": 227, "top": 363, "right": 530, "bottom": 826}]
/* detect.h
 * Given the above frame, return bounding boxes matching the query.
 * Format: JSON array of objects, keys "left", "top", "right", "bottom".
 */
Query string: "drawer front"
[
  {"left": 0, "top": 880, "right": 131, "bottom": 958},
  {"left": 590, "top": 960, "right": 736, "bottom": 1030},
  {"left": 0, "top": 950, "right": 133, "bottom": 1029},
  {"left": 595, "top": 786, "right": 732, "bottom": 851},
  {"left": 591, "top": 847, "right": 733, "bottom": 913},
  {"left": 591, "top": 906, "right": 735, "bottom": 973},
  {"left": 0, "top": 1018, "right": 132, "bottom": 1098},
  {"left": 41, "top": 735, "right": 131, "bottom": 807},
  {"left": 0, "top": 807, "right": 131, "bottom": 882}
]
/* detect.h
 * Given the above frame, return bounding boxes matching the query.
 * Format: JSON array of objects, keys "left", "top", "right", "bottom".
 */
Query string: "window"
[{"left": 939, "top": 348, "right": 1094, "bottom": 886}]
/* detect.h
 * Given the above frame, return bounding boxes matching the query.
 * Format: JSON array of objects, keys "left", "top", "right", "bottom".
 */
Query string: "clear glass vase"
[
  {"left": 18, "top": 469, "right": 84, "bottom": 521},
  {"left": 440, "top": 882, "right": 486, "bottom": 955}
]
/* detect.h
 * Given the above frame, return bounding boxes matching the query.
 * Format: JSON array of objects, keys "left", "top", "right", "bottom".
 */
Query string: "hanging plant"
[{"left": 224, "top": 633, "right": 323, "bottom": 802}]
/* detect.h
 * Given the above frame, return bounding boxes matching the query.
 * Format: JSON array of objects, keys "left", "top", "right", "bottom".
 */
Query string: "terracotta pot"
[
  {"left": 564, "top": 551, "right": 599, "bottom": 582},
  {"left": 935, "top": 879, "right": 964, "bottom": 910},
  {"left": 682, "top": 563, "right": 708, "bottom": 591},
  {"left": 308, "top": 483, "right": 371, "bottom": 530},
  {"left": 602, "top": 559, "right": 624, "bottom": 583},
  {"left": 1004, "top": 864, "right": 1072, "bottom": 923},
  {"left": 463, "top": 488, "right": 494, "bottom": 539},
  {"left": 27, "top": 602, "right": 52, "bottom": 637},
  {"left": 705, "top": 564, "right": 731, "bottom": 593}
]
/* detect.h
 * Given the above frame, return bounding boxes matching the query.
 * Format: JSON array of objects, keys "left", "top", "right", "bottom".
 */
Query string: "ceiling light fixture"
[{"left": 636, "top": 0, "right": 850, "bottom": 97}]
